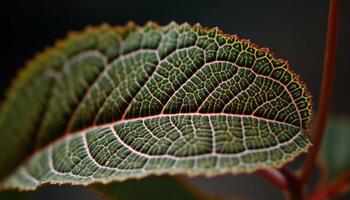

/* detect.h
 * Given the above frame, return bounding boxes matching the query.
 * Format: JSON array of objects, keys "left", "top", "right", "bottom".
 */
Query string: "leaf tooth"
[
  {"left": 144, "top": 21, "right": 159, "bottom": 28},
  {"left": 167, "top": 21, "right": 179, "bottom": 28},
  {"left": 181, "top": 22, "right": 191, "bottom": 27},
  {"left": 125, "top": 21, "right": 138, "bottom": 30},
  {"left": 193, "top": 22, "right": 203, "bottom": 30}
]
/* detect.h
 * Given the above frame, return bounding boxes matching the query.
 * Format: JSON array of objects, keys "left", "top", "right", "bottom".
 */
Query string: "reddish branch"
[
  {"left": 260, "top": 168, "right": 305, "bottom": 200},
  {"left": 281, "top": 169, "right": 305, "bottom": 200},
  {"left": 260, "top": 0, "right": 341, "bottom": 198},
  {"left": 300, "top": 0, "right": 340, "bottom": 183},
  {"left": 325, "top": 172, "right": 350, "bottom": 198},
  {"left": 260, "top": 169, "right": 287, "bottom": 189},
  {"left": 309, "top": 172, "right": 350, "bottom": 200}
]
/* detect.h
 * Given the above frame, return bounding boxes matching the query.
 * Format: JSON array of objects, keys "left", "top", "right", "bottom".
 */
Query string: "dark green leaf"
[
  {"left": 321, "top": 116, "right": 350, "bottom": 181},
  {"left": 92, "top": 176, "right": 205, "bottom": 200},
  {"left": 0, "top": 22, "right": 312, "bottom": 190}
]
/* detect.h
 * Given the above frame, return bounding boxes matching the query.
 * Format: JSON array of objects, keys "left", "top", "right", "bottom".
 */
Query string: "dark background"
[{"left": 0, "top": 0, "right": 349, "bottom": 199}]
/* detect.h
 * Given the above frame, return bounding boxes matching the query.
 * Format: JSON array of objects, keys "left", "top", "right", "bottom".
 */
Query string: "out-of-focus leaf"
[
  {"left": 92, "top": 176, "right": 207, "bottom": 200},
  {"left": 321, "top": 116, "right": 350, "bottom": 181}
]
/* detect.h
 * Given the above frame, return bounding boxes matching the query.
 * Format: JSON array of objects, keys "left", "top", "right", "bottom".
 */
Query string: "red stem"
[
  {"left": 300, "top": 0, "right": 340, "bottom": 183},
  {"left": 280, "top": 168, "right": 305, "bottom": 200},
  {"left": 260, "top": 169, "right": 287, "bottom": 189},
  {"left": 260, "top": 169, "right": 305, "bottom": 200},
  {"left": 309, "top": 172, "right": 350, "bottom": 200},
  {"left": 326, "top": 172, "right": 350, "bottom": 198}
]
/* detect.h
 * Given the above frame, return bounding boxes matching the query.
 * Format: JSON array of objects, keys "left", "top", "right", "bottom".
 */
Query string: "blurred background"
[{"left": 0, "top": 0, "right": 349, "bottom": 199}]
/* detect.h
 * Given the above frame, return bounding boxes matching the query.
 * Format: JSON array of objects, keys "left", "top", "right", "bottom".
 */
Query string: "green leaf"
[
  {"left": 92, "top": 176, "right": 204, "bottom": 200},
  {"left": 0, "top": 22, "right": 312, "bottom": 191},
  {"left": 321, "top": 116, "right": 350, "bottom": 181}
]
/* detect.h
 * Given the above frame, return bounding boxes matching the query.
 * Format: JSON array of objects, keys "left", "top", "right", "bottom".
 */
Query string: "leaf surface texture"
[{"left": 0, "top": 22, "right": 312, "bottom": 190}]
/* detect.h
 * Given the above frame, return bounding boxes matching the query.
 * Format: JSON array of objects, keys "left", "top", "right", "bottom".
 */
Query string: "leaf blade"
[
  {"left": 0, "top": 22, "right": 312, "bottom": 190},
  {"left": 2, "top": 114, "right": 309, "bottom": 190}
]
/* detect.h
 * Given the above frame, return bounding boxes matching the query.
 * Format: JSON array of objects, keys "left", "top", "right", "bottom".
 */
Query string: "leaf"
[
  {"left": 321, "top": 116, "right": 350, "bottom": 181},
  {"left": 0, "top": 22, "right": 312, "bottom": 191},
  {"left": 92, "top": 176, "right": 206, "bottom": 200}
]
